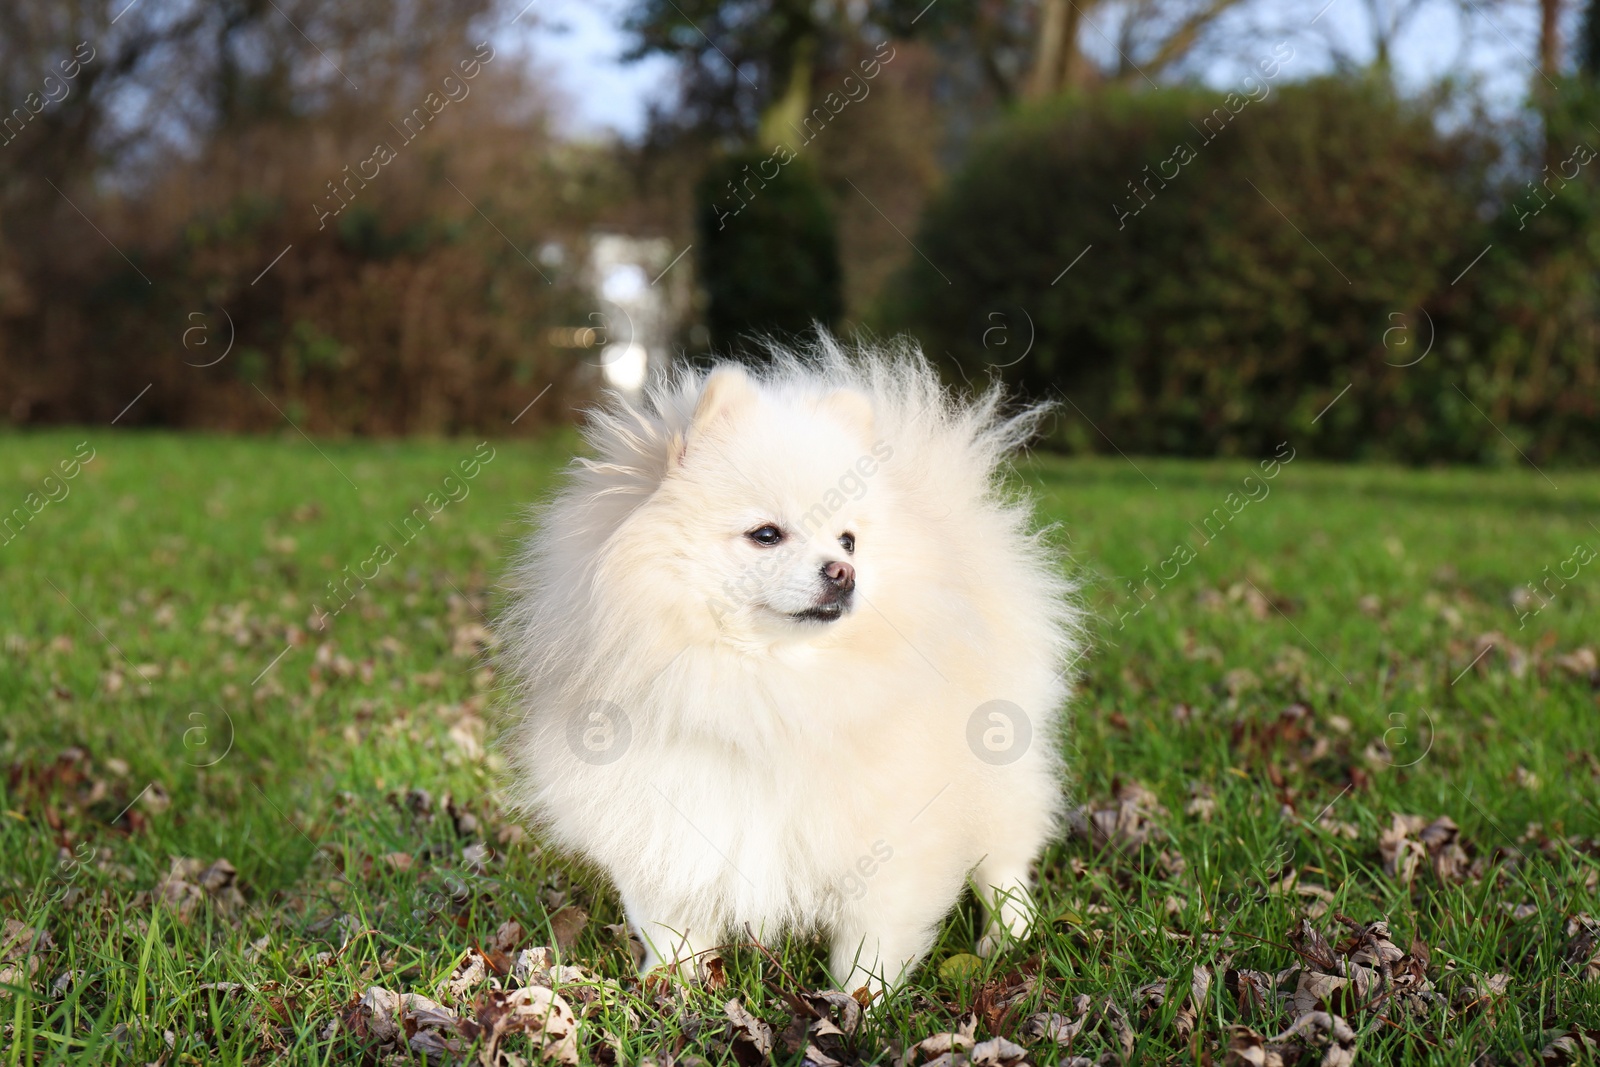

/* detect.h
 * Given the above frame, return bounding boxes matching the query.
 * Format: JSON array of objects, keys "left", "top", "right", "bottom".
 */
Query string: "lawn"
[{"left": 2, "top": 428, "right": 1598, "bottom": 1065}]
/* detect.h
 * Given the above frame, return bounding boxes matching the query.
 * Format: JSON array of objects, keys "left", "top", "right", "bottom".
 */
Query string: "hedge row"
[{"left": 883, "top": 76, "right": 1600, "bottom": 463}]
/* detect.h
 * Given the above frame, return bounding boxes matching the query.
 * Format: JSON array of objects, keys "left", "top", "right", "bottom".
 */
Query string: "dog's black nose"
[{"left": 823, "top": 560, "right": 855, "bottom": 593}]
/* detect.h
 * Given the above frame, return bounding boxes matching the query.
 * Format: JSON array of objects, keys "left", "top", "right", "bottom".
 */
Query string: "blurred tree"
[
  {"left": 871, "top": 0, "right": 1248, "bottom": 102},
  {"left": 1582, "top": 0, "right": 1600, "bottom": 75},
  {"left": 0, "top": 0, "right": 602, "bottom": 433},
  {"left": 626, "top": 1, "right": 867, "bottom": 349},
  {"left": 627, "top": 0, "right": 1247, "bottom": 353},
  {"left": 625, "top": 0, "right": 1251, "bottom": 132},
  {"left": 623, "top": 0, "right": 851, "bottom": 141},
  {"left": 1541, "top": 0, "right": 1567, "bottom": 79},
  {"left": 883, "top": 78, "right": 1515, "bottom": 461},
  {"left": 696, "top": 148, "right": 842, "bottom": 346},
  {"left": 1309, "top": 0, "right": 1433, "bottom": 75},
  {"left": 1527, "top": 0, "right": 1568, "bottom": 164}
]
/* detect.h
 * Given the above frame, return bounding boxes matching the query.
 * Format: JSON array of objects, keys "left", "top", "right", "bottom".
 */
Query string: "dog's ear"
[
  {"left": 668, "top": 365, "right": 757, "bottom": 472},
  {"left": 820, "top": 388, "right": 875, "bottom": 445}
]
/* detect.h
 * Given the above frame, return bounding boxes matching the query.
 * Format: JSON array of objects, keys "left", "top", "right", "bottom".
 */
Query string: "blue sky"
[
  {"left": 530, "top": 0, "right": 1565, "bottom": 138},
  {"left": 529, "top": 0, "right": 675, "bottom": 137}
]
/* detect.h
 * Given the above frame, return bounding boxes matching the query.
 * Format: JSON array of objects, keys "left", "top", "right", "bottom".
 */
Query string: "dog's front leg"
[
  {"left": 622, "top": 892, "right": 715, "bottom": 981},
  {"left": 828, "top": 884, "right": 949, "bottom": 1001}
]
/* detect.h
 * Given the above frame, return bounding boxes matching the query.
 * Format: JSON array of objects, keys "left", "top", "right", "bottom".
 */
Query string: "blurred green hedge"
[
  {"left": 696, "top": 148, "right": 843, "bottom": 350},
  {"left": 884, "top": 76, "right": 1600, "bottom": 463}
]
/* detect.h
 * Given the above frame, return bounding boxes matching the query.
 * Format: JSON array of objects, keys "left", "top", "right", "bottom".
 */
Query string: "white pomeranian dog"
[{"left": 501, "top": 336, "right": 1078, "bottom": 997}]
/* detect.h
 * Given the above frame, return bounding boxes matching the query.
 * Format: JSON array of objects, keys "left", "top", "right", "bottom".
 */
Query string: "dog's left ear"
[
  {"left": 820, "top": 388, "right": 875, "bottom": 446},
  {"left": 668, "top": 365, "right": 757, "bottom": 472}
]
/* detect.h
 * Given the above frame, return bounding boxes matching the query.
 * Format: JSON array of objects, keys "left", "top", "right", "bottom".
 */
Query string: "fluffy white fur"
[{"left": 500, "top": 335, "right": 1079, "bottom": 996}]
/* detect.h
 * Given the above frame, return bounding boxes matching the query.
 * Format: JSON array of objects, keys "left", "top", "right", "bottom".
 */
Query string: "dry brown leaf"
[
  {"left": 0, "top": 920, "right": 51, "bottom": 988},
  {"left": 1022, "top": 1010, "right": 1087, "bottom": 1045},
  {"left": 1378, "top": 815, "right": 1430, "bottom": 885},
  {"left": 1292, "top": 971, "right": 1353, "bottom": 1017},
  {"left": 801, "top": 989, "right": 863, "bottom": 1036},
  {"left": 1066, "top": 780, "right": 1169, "bottom": 852},
  {"left": 1566, "top": 915, "right": 1600, "bottom": 981},
  {"left": 1554, "top": 647, "right": 1597, "bottom": 676},
  {"left": 155, "top": 857, "right": 245, "bottom": 919},
  {"left": 1185, "top": 781, "right": 1218, "bottom": 822},
  {"left": 491, "top": 920, "right": 524, "bottom": 956},
  {"left": 1289, "top": 919, "right": 1339, "bottom": 971},
  {"left": 899, "top": 1016, "right": 976, "bottom": 1067},
  {"left": 442, "top": 950, "right": 497, "bottom": 1004},
  {"left": 355, "top": 986, "right": 461, "bottom": 1054},
  {"left": 1274, "top": 1011, "right": 1357, "bottom": 1067},
  {"left": 970, "top": 1035, "right": 1029, "bottom": 1066},
  {"left": 466, "top": 985, "right": 580, "bottom": 1065},
  {"left": 1227, "top": 1011, "right": 1356, "bottom": 1067},
  {"left": 1174, "top": 965, "right": 1213, "bottom": 1042},
  {"left": 724, "top": 999, "right": 774, "bottom": 1062},
  {"left": 550, "top": 905, "right": 589, "bottom": 951},
  {"left": 1464, "top": 972, "right": 1511, "bottom": 1005},
  {"left": 1541, "top": 1027, "right": 1600, "bottom": 1064}
]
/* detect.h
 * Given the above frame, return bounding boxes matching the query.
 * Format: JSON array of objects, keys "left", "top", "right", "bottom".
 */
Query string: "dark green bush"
[
  {"left": 883, "top": 76, "right": 1600, "bottom": 462},
  {"left": 1449, "top": 82, "right": 1600, "bottom": 465},
  {"left": 695, "top": 148, "right": 843, "bottom": 350}
]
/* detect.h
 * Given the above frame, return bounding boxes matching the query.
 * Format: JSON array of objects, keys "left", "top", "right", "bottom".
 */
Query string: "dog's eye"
[
  {"left": 839, "top": 532, "right": 855, "bottom": 554},
  {"left": 746, "top": 524, "right": 784, "bottom": 547}
]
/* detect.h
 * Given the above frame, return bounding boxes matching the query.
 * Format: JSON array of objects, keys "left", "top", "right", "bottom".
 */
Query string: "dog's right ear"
[{"left": 668, "top": 365, "right": 757, "bottom": 473}]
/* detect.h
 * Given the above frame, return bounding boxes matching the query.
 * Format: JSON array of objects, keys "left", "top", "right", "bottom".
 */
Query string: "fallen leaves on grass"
[
  {"left": 1065, "top": 779, "right": 1168, "bottom": 852},
  {"left": 347, "top": 938, "right": 593, "bottom": 1064},
  {"left": 1185, "top": 782, "right": 1218, "bottom": 823},
  {"left": 725, "top": 998, "right": 774, "bottom": 1064},
  {"left": 1021, "top": 995, "right": 1090, "bottom": 1045},
  {"left": 767, "top": 986, "right": 865, "bottom": 1067},
  {"left": 1565, "top": 915, "right": 1600, "bottom": 981},
  {"left": 1454, "top": 633, "right": 1600, "bottom": 687},
  {"left": 351, "top": 987, "right": 465, "bottom": 1058},
  {"left": 4, "top": 746, "right": 150, "bottom": 834},
  {"left": 155, "top": 856, "right": 246, "bottom": 918},
  {"left": 550, "top": 905, "right": 589, "bottom": 951},
  {"left": 461, "top": 986, "right": 581, "bottom": 1065},
  {"left": 0, "top": 919, "right": 53, "bottom": 988},
  {"left": 1541, "top": 1027, "right": 1600, "bottom": 1064},
  {"left": 898, "top": 1015, "right": 976, "bottom": 1067},
  {"left": 1377, "top": 814, "right": 1479, "bottom": 885},
  {"left": 1136, "top": 964, "right": 1212, "bottom": 1043},
  {"left": 1226, "top": 1011, "right": 1355, "bottom": 1067}
]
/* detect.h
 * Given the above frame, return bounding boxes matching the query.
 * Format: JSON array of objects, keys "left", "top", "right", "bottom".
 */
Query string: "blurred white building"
[{"left": 584, "top": 233, "right": 687, "bottom": 399}]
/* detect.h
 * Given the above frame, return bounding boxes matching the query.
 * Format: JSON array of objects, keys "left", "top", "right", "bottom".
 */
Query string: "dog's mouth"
[{"left": 788, "top": 601, "right": 849, "bottom": 623}]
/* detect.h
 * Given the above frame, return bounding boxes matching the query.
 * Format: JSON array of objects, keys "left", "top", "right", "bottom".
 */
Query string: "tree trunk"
[
  {"left": 1538, "top": 0, "right": 1564, "bottom": 167},
  {"left": 1026, "top": 0, "right": 1070, "bottom": 99},
  {"left": 759, "top": 33, "right": 814, "bottom": 149},
  {"left": 1025, "top": 0, "right": 1087, "bottom": 99},
  {"left": 1539, "top": 0, "right": 1563, "bottom": 77}
]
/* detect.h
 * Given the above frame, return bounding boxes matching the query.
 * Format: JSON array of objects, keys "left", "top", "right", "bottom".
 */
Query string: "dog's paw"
[{"left": 976, "top": 909, "right": 1032, "bottom": 958}]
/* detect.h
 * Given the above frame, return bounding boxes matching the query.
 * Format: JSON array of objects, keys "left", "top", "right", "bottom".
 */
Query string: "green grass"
[{"left": 2, "top": 428, "right": 1598, "bottom": 1065}]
